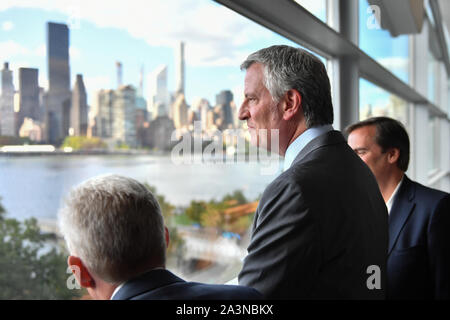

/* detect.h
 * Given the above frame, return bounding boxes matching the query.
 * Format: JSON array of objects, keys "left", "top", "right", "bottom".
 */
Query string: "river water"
[{"left": 0, "top": 154, "right": 282, "bottom": 221}]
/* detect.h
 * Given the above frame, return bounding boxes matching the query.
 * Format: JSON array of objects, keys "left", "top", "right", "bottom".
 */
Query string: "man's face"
[
  {"left": 347, "top": 125, "right": 389, "bottom": 183},
  {"left": 238, "top": 63, "right": 283, "bottom": 152}
]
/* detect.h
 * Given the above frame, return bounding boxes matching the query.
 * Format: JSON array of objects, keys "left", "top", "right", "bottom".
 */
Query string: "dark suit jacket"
[
  {"left": 111, "top": 269, "right": 262, "bottom": 300},
  {"left": 387, "top": 175, "right": 450, "bottom": 299},
  {"left": 238, "top": 130, "right": 388, "bottom": 299}
]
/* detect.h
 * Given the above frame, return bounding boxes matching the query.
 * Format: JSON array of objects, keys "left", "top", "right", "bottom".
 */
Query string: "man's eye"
[{"left": 356, "top": 150, "right": 366, "bottom": 155}]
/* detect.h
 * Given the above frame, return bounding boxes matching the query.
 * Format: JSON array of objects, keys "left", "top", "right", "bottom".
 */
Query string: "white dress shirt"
[
  {"left": 386, "top": 176, "right": 404, "bottom": 214},
  {"left": 283, "top": 125, "right": 334, "bottom": 171}
]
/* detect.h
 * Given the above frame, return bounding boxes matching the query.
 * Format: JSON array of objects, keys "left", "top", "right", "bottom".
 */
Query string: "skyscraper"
[
  {"left": 215, "top": 90, "right": 234, "bottom": 128},
  {"left": 172, "top": 93, "right": 188, "bottom": 129},
  {"left": 116, "top": 61, "right": 123, "bottom": 88},
  {"left": 0, "top": 62, "right": 15, "bottom": 136},
  {"left": 46, "top": 22, "right": 71, "bottom": 144},
  {"left": 112, "top": 85, "right": 137, "bottom": 147},
  {"left": 94, "top": 89, "right": 114, "bottom": 138},
  {"left": 149, "top": 65, "right": 169, "bottom": 118},
  {"left": 17, "top": 68, "right": 40, "bottom": 135},
  {"left": 175, "top": 41, "right": 185, "bottom": 95},
  {"left": 192, "top": 98, "right": 210, "bottom": 130},
  {"left": 70, "top": 74, "right": 88, "bottom": 136}
]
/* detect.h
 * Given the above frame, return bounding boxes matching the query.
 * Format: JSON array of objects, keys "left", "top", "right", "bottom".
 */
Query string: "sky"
[
  {"left": 0, "top": 0, "right": 299, "bottom": 109},
  {"left": 358, "top": 0, "right": 410, "bottom": 114},
  {"left": 0, "top": 0, "right": 409, "bottom": 118}
]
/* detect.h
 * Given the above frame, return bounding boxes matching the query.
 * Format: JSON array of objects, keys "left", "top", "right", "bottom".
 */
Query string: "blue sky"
[
  {"left": 0, "top": 0, "right": 409, "bottom": 119},
  {"left": 0, "top": 0, "right": 299, "bottom": 109},
  {"left": 358, "top": 0, "right": 410, "bottom": 114}
]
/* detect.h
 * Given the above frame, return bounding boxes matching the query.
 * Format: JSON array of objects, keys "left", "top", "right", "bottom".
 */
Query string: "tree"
[
  {"left": 143, "top": 184, "right": 183, "bottom": 255},
  {"left": 185, "top": 200, "right": 208, "bottom": 223},
  {"left": 222, "top": 190, "right": 247, "bottom": 205},
  {"left": 0, "top": 199, "right": 82, "bottom": 299},
  {"left": 0, "top": 197, "right": 5, "bottom": 219},
  {"left": 61, "top": 136, "right": 107, "bottom": 150},
  {"left": 200, "top": 203, "right": 226, "bottom": 229}
]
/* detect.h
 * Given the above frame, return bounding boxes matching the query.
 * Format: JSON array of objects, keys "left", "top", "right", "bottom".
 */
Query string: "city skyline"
[
  {"left": 0, "top": 1, "right": 405, "bottom": 128},
  {"left": 0, "top": 1, "right": 300, "bottom": 110}
]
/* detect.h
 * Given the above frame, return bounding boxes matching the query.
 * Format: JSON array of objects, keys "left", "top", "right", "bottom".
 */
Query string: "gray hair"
[
  {"left": 58, "top": 174, "right": 166, "bottom": 284},
  {"left": 241, "top": 45, "right": 333, "bottom": 128}
]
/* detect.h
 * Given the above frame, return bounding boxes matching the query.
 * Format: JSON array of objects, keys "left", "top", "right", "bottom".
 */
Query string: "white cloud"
[
  {"left": 34, "top": 43, "right": 46, "bottom": 57},
  {"left": 38, "top": 74, "right": 49, "bottom": 90},
  {"left": 69, "top": 47, "right": 81, "bottom": 60},
  {"left": 0, "top": 41, "right": 30, "bottom": 60},
  {"left": 2, "top": 20, "right": 14, "bottom": 31},
  {"left": 83, "top": 75, "right": 112, "bottom": 106},
  {"left": 376, "top": 57, "right": 409, "bottom": 71},
  {"left": 83, "top": 75, "right": 112, "bottom": 94},
  {"left": 0, "top": 0, "right": 274, "bottom": 67}
]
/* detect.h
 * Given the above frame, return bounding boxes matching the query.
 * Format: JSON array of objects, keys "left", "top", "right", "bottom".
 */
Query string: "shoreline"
[{"left": 0, "top": 149, "right": 169, "bottom": 157}]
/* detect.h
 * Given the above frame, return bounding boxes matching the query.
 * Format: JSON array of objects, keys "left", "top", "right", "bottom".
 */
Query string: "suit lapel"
[
  {"left": 388, "top": 176, "right": 416, "bottom": 256},
  {"left": 112, "top": 269, "right": 185, "bottom": 300}
]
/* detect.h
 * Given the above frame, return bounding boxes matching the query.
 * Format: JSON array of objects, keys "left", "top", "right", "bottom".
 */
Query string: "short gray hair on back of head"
[
  {"left": 240, "top": 45, "right": 334, "bottom": 128},
  {"left": 58, "top": 174, "right": 166, "bottom": 284}
]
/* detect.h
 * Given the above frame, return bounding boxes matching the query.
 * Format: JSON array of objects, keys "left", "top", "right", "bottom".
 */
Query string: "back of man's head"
[
  {"left": 58, "top": 174, "right": 166, "bottom": 284},
  {"left": 346, "top": 116, "right": 410, "bottom": 172},
  {"left": 240, "top": 45, "right": 334, "bottom": 128}
]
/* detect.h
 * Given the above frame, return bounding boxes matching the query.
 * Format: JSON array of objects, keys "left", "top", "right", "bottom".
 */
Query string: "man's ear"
[
  {"left": 282, "top": 89, "right": 302, "bottom": 121},
  {"left": 387, "top": 148, "right": 400, "bottom": 165},
  {"left": 68, "top": 255, "right": 95, "bottom": 289},
  {"left": 165, "top": 226, "right": 170, "bottom": 249}
]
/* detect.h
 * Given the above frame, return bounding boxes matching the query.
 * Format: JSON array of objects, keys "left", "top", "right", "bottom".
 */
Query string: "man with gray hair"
[
  {"left": 237, "top": 45, "right": 387, "bottom": 299},
  {"left": 58, "top": 174, "right": 261, "bottom": 300}
]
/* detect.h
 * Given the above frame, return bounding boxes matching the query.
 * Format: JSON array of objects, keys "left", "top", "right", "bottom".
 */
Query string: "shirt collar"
[
  {"left": 283, "top": 124, "right": 333, "bottom": 171},
  {"left": 109, "top": 267, "right": 165, "bottom": 300},
  {"left": 386, "top": 176, "right": 404, "bottom": 214},
  {"left": 110, "top": 282, "right": 125, "bottom": 300}
]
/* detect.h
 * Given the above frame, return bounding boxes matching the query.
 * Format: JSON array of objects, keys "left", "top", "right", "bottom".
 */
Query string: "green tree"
[
  {"left": 115, "top": 142, "right": 130, "bottom": 150},
  {"left": 0, "top": 197, "right": 5, "bottom": 219},
  {"left": 185, "top": 200, "right": 208, "bottom": 223},
  {"left": 222, "top": 190, "right": 247, "bottom": 205},
  {"left": 61, "top": 136, "right": 107, "bottom": 150},
  {"left": 200, "top": 202, "right": 226, "bottom": 229},
  {"left": 142, "top": 184, "right": 183, "bottom": 255},
  {"left": 0, "top": 199, "right": 82, "bottom": 299},
  {"left": 143, "top": 184, "right": 175, "bottom": 223}
]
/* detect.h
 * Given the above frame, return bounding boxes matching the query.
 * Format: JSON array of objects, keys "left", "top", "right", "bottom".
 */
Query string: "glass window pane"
[
  {"left": 359, "top": 0, "right": 410, "bottom": 84},
  {"left": 428, "top": 41, "right": 439, "bottom": 105},
  {"left": 448, "top": 80, "right": 450, "bottom": 116},
  {"left": 359, "top": 78, "right": 408, "bottom": 126},
  {"left": 293, "top": 0, "right": 327, "bottom": 23},
  {"left": 428, "top": 115, "right": 439, "bottom": 172},
  {"left": 0, "top": 0, "right": 331, "bottom": 299}
]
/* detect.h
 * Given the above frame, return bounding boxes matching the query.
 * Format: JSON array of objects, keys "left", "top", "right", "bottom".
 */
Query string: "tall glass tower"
[
  {"left": 46, "top": 22, "right": 71, "bottom": 144},
  {"left": 175, "top": 41, "right": 185, "bottom": 95},
  {"left": 0, "top": 62, "right": 15, "bottom": 136}
]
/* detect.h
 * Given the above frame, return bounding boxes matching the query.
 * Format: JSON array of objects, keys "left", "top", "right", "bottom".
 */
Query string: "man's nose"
[{"left": 238, "top": 102, "right": 249, "bottom": 121}]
